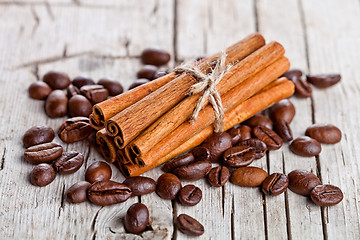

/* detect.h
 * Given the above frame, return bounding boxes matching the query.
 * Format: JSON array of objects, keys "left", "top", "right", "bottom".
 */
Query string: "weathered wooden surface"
[{"left": 0, "top": 0, "right": 359, "bottom": 239}]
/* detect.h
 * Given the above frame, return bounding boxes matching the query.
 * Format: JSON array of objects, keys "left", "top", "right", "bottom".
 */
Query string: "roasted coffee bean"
[
  {"left": 227, "top": 127, "right": 242, "bottom": 145},
  {"left": 152, "top": 70, "right": 169, "bottom": 80},
  {"left": 252, "top": 126, "right": 283, "bottom": 150},
  {"left": 262, "top": 173, "right": 289, "bottom": 196},
  {"left": 23, "top": 125, "right": 55, "bottom": 148},
  {"left": 310, "top": 184, "right": 343, "bottom": 207},
  {"left": 282, "top": 69, "right": 303, "bottom": 80},
  {"left": 290, "top": 136, "right": 321, "bottom": 157},
  {"left": 65, "top": 181, "right": 91, "bottom": 203},
  {"left": 207, "top": 166, "right": 229, "bottom": 187},
  {"left": 173, "top": 160, "right": 212, "bottom": 181},
  {"left": 58, "top": 117, "right": 93, "bottom": 143},
  {"left": 45, "top": 90, "right": 68, "bottom": 118},
  {"left": 98, "top": 78, "right": 123, "bottom": 96},
  {"left": 141, "top": 48, "right": 171, "bottom": 66},
  {"left": 125, "top": 203, "right": 149, "bottom": 234},
  {"left": 156, "top": 173, "right": 182, "bottom": 200},
  {"left": 288, "top": 169, "right": 321, "bottom": 196},
  {"left": 68, "top": 95, "right": 92, "bottom": 117},
  {"left": 239, "top": 125, "right": 252, "bottom": 141},
  {"left": 178, "top": 184, "right": 202, "bottom": 206},
  {"left": 269, "top": 99, "right": 296, "bottom": 124},
  {"left": 223, "top": 146, "right": 256, "bottom": 168},
  {"left": 123, "top": 176, "right": 156, "bottom": 196},
  {"left": 274, "top": 121, "right": 293, "bottom": 141},
  {"left": 53, "top": 151, "right": 84, "bottom": 174},
  {"left": 244, "top": 115, "right": 273, "bottom": 129},
  {"left": 293, "top": 77, "right": 312, "bottom": 98},
  {"left": 162, "top": 153, "right": 195, "bottom": 173},
  {"left": 85, "top": 161, "right": 112, "bottom": 184},
  {"left": 137, "top": 65, "right": 158, "bottom": 80},
  {"left": 80, "top": 85, "right": 109, "bottom": 104},
  {"left": 305, "top": 123, "right": 342, "bottom": 144},
  {"left": 30, "top": 163, "right": 56, "bottom": 187},
  {"left": 28, "top": 81, "right": 52, "bottom": 100},
  {"left": 192, "top": 132, "right": 232, "bottom": 163},
  {"left": 176, "top": 214, "right": 204, "bottom": 236},
  {"left": 87, "top": 180, "right": 131, "bottom": 206},
  {"left": 306, "top": 74, "right": 341, "bottom": 89},
  {"left": 237, "top": 138, "right": 267, "bottom": 160},
  {"left": 129, "top": 79, "right": 150, "bottom": 90},
  {"left": 43, "top": 71, "right": 71, "bottom": 90},
  {"left": 230, "top": 166, "right": 268, "bottom": 187},
  {"left": 67, "top": 84, "right": 80, "bottom": 98},
  {"left": 72, "top": 76, "right": 95, "bottom": 89},
  {"left": 24, "top": 142, "right": 63, "bottom": 164}
]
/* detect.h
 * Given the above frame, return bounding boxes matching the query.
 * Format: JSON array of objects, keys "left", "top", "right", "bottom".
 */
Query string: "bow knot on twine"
[{"left": 174, "top": 52, "right": 232, "bottom": 133}]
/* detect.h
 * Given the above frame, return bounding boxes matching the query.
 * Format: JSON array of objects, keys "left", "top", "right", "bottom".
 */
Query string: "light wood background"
[{"left": 0, "top": 0, "right": 359, "bottom": 239}]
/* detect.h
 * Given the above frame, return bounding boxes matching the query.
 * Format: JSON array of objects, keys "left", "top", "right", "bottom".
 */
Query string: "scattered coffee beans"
[
  {"left": 24, "top": 142, "right": 63, "bottom": 164},
  {"left": 125, "top": 203, "right": 149, "bottom": 234},
  {"left": 282, "top": 69, "right": 302, "bottom": 80},
  {"left": 237, "top": 138, "right": 267, "bottom": 160},
  {"left": 123, "top": 176, "right": 156, "bottom": 196},
  {"left": 252, "top": 126, "right": 283, "bottom": 150},
  {"left": 68, "top": 95, "right": 92, "bottom": 117},
  {"left": 290, "top": 136, "right": 321, "bottom": 157},
  {"left": 269, "top": 99, "right": 296, "bottom": 124},
  {"left": 141, "top": 48, "right": 171, "bottom": 66},
  {"left": 137, "top": 65, "right": 158, "bottom": 80},
  {"left": 244, "top": 115, "right": 273, "bottom": 129},
  {"left": 85, "top": 161, "right": 112, "bottom": 184},
  {"left": 178, "top": 184, "right": 202, "bottom": 206},
  {"left": 129, "top": 78, "right": 150, "bottom": 90},
  {"left": 176, "top": 214, "right": 204, "bottom": 236},
  {"left": 65, "top": 181, "right": 91, "bottom": 203},
  {"left": 98, "top": 78, "right": 123, "bottom": 96},
  {"left": 53, "top": 151, "right": 84, "bottom": 174},
  {"left": 156, "top": 173, "right": 182, "bottom": 200},
  {"left": 223, "top": 146, "right": 256, "bottom": 168},
  {"left": 207, "top": 166, "right": 229, "bottom": 187},
  {"left": 305, "top": 123, "right": 341, "bottom": 144},
  {"left": 306, "top": 74, "right": 341, "bottom": 89},
  {"left": 238, "top": 125, "right": 252, "bottom": 141},
  {"left": 293, "top": 77, "right": 312, "bottom": 98},
  {"left": 45, "top": 90, "right": 68, "bottom": 118},
  {"left": 58, "top": 117, "right": 93, "bottom": 143},
  {"left": 87, "top": 180, "right": 132, "bottom": 206},
  {"left": 43, "top": 71, "right": 71, "bottom": 90},
  {"left": 288, "top": 169, "right": 321, "bottom": 196},
  {"left": 28, "top": 81, "right": 52, "bottom": 100},
  {"left": 310, "top": 184, "right": 343, "bottom": 207},
  {"left": 262, "top": 173, "right": 289, "bottom": 196},
  {"left": 30, "top": 163, "right": 56, "bottom": 187},
  {"left": 72, "top": 76, "right": 95, "bottom": 89},
  {"left": 173, "top": 160, "right": 212, "bottom": 181},
  {"left": 80, "top": 85, "right": 109, "bottom": 104},
  {"left": 22, "top": 125, "right": 55, "bottom": 148},
  {"left": 162, "top": 153, "right": 195, "bottom": 173},
  {"left": 230, "top": 166, "right": 268, "bottom": 187},
  {"left": 67, "top": 84, "right": 80, "bottom": 98},
  {"left": 227, "top": 127, "right": 242, "bottom": 145}
]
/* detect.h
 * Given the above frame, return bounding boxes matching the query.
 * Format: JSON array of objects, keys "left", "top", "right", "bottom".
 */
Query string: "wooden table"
[{"left": 1, "top": 0, "right": 359, "bottom": 239}]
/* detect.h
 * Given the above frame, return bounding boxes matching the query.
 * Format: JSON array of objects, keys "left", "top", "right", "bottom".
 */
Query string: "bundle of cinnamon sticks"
[{"left": 92, "top": 33, "right": 294, "bottom": 177}]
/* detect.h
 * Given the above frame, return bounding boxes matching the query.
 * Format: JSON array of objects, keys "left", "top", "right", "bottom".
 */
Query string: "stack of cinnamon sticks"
[{"left": 91, "top": 33, "right": 294, "bottom": 177}]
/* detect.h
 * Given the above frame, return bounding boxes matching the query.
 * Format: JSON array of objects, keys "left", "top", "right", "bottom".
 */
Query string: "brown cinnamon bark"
[
  {"left": 128, "top": 43, "right": 286, "bottom": 157},
  {"left": 105, "top": 33, "right": 266, "bottom": 148},
  {"left": 96, "top": 129, "right": 117, "bottom": 163},
  {"left": 119, "top": 78, "right": 294, "bottom": 177}
]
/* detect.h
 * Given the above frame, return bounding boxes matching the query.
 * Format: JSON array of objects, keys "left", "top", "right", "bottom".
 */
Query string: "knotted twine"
[{"left": 174, "top": 52, "right": 232, "bottom": 133}]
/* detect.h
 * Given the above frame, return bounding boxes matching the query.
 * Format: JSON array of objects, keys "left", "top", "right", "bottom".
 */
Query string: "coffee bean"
[
  {"left": 30, "top": 163, "right": 56, "bottom": 187},
  {"left": 223, "top": 146, "right": 256, "bottom": 168},
  {"left": 123, "top": 176, "right": 156, "bottom": 196},
  {"left": 305, "top": 123, "right": 342, "bottom": 144},
  {"left": 178, "top": 184, "right": 202, "bottom": 206},
  {"left": 24, "top": 142, "right": 63, "bottom": 164},
  {"left": 68, "top": 95, "right": 92, "bottom": 117},
  {"left": 137, "top": 65, "right": 158, "bottom": 80},
  {"left": 28, "top": 81, "right": 52, "bottom": 100},
  {"left": 98, "top": 78, "right": 123, "bottom": 96},
  {"left": 230, "top": 166, "right": 268, "bottom": 187},
  {"left": 72, "top": 76, "right": 95, "bottom": 89},
  {"left": 125, "top": 203, "right": 149, "bottom": 234},
  {"left": 65, "top": 181, "right": 91, "bottom": 203},
  {"left": 252, "top": 126, "right": 283, "bottom": 150},
  {"left": 293, "top": 77, "right": 312, "bottom": 98},
  {"left": 227, "top": 127, "right": 242, "bottom": 145},
  {"left": 288, "top": 169, "right": 321, "bottom": 196},
  {"left": 156, "top": 173, "right": 182, "bottom": 200},
  {"left": 85, "top": 161, "right": 112, "bottom": 184},
  {"left": 162, "top": 153, "right": 195, "bottom": 173},
  {"left": 310, "top": 184, "right": 343, "bottom": 207},
  {"left": 262, "top": 173, "right": 289, "bottom": 196},
  {"left": 207, "top": 166, "right": 229, "bottom": 187},
  {"left": 141, "top": 48, "right": 171, "bottom": 66},
  {"left": 80, "top": 85, "right": 109, "bottom": 104},
  {"left": 306, "top": 74, "right": 341, "bottom": 89},
  {"left": 244, "top": 115, "right": 273, "bottom": 129},
  {"left": 87, "top": 180, "right": 131, "bottom": 206},
  {"left": 152, "top": 70, "right": 169, "bottom": 80},
  {"left": 43, "top": 71, "right": 71, "bottom": 90},
  {"left": 176, "top": 214, "right": 204, "bottom": 236},
  {"left": 239, "top": 125, "right": 252, "bottom": 141},
  {"left": 129, "top": 79, "right": 150, "bottom": 90},
  {"left": 237, "top": 138, "right": 267, "bottom": 160},
  {"left": 45, "top": 90, "right": 68, "bottom": 118},
  {"left": 23, "top": 125, "right": 55, "bottom": 148},
  {"left": 282, "top": 69, "right": 303, "bottom": 80},
  {"left": 269, "top": 99, "right": 295, "bottom": 124},
  {"left": 173, "top": 160, "right": 211, "bottom": 181},
  {"left": 53, "top": 151, "right": 84, "bottom": 174},
  {"left": 192, "top": 132, "right": 232, "bottom": 163},
  {"left": 290, "top": 136, "right": 321, "bottom": 157},
  {"left": 58, "top": 117, "right": 93, "bottom": 143},
  {"left": 274, "top": 121, "right": 293, "bottom": 141},
  {"left": 67, "top": 84, "right": 80, "bottom": 98}
]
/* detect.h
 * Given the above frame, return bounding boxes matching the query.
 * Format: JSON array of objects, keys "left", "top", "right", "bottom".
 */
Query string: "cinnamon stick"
[
  {"left": 105, "top": 34, "right": 266, "bottom": 148},
  {"left": 96, "top": 129, "right": 117, "bottom": 163},
  {"left": 128, "top": 43, "right": 286, "bottom": 157},
  {"left": 119, "top": 78, "right": 294, "bottom": 177}
]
